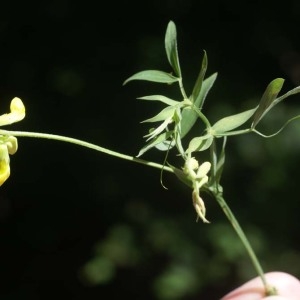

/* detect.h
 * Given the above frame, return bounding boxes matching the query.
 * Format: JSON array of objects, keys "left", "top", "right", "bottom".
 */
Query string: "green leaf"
[
  {"left": 137, "top": 131, "right": 174, "bottom": 157},
  {"left": 155, "top": 139, "right": 175, "bottom": 151},
  {"left": 187, "top": 135, "right": 213, "bottom": 152},
  {"left": 212, "top": 107, "right": 257, "bottom": 135},
  {"left": 165, "top": 21, "right": 182, "bottom": 77},
  {"left": 138, "top": 95, "right": 180, "bottom": 106},
  {"left": 251, "top": 78, "right": 285, "bottom": 128},
  {"left": 197, "top": 72, "right": 218, "bottom": 109},
  {"left": 144, "top": 118, "right": 173, "bottom": 141},
  {"left": 142, "top": 106, "right": 176, "bottom": 123},
  {"left": 190, "top": 51, "right": 208, "bottom": 106},
  {"left": 123, "top": 70, "right": 179, "bottom": 85},
  {"left": 180, "top": 73, "right": 218, "bottom": 138}
]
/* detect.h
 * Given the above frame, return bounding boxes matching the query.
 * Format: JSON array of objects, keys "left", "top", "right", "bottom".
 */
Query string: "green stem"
[
  {"left": 192, "top": 105, "right": 212, "bottom": 129},
  {"left": 213, "top": 128, "right": 252, "bottom": 137},
  {"left": 214, "top": 191, "right": 277, "bottom": 297},
  {"left": 178, "top": 77, "right": 188, "bottom": 99},
  {"left": 0, "top": 130, "right": 176, "bottom": 174}
]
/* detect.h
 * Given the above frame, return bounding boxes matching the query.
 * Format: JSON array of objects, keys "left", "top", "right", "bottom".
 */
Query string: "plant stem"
[
  {"left": 178, "top": 77, "right": 188, "bottom": 99},
  {"left": 214, "top": 191, "right": 277, "bottom": 296},
  {"left": 0, "top": 130, "right": 176, "bottom": 174}
]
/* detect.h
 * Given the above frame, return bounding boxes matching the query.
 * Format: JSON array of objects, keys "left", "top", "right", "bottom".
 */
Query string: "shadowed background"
[{"left": 0, "top": 1, "right": 300, "bottom": 299}]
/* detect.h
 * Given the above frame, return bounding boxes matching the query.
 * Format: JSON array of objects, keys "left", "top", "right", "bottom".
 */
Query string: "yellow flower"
[
  {"left": 0, "top": 144, "right": 10, "bottom": 186},
  {"left": 0, "top": 97, "right": 25, "bottom": 126},
  {"left": 0, "top": 98, "right": 25, "bottom": 186}
]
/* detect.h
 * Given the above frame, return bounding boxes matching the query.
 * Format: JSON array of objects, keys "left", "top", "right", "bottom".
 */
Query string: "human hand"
[{"left": 221, "top": 272, "right": 300, "bottom": 300}]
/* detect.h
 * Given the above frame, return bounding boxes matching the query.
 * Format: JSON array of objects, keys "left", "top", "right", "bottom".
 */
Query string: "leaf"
[
  {"left": 123, "top": 70, "right": 179, "bottom": 85},
  {"left": 137, "top": 131, "right": 174, "bottom": 157},
  {"left": 142, "top": 105, "right": 176, "bottom": 123},
  {"left": 196, "top": 72, "right": 218, "bottom": 109},
  {"left": 212, "top": 107, "right": 257, "bottom": 135},
  {"left": 155, "top": 139, "right": 175, "bottom": 151},
  {"left": 180, "top": 73, "right": 218, "bottom": 138},
  {"left": 138, "top": 95, "right": 180, "bottom": 106},
  {"left": 187, "top": 135, "right": 213, "bottom": 152},
  {"left": 190, "top": 51, "right": 208, "bottom": 106},
  {"left": 251, "top": 78, "right": 285, "bottom": 128},
  {"left": 144, "top": 117, "right": 173, "bottom": 141},
  {"left": 165, "top": 20, "right": 182, "bottom": 77}
]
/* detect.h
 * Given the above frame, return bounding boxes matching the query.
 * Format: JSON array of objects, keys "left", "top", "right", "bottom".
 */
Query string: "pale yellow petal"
[
  {"left": 187, "top": 157, "right": 199, "bottom": 170},
  {"left": 0, "top": 144, "right": 10, "bottom": 186},
  {"left": 197, "top": 161, "right": 211, "bottom": 178},
  {"left": 6, "top": 136, "right": 18, "bottom": 155},
  {"left": 0, "top": 97, "right": 26, "bottom": 126},
  {"left": 192, "top": 190, "right": 209, "bottom": 223}
]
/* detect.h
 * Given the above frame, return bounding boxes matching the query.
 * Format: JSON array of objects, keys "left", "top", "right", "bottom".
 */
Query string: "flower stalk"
[{"left": 0, "top": 129, "right": 176, "bottom": 175}]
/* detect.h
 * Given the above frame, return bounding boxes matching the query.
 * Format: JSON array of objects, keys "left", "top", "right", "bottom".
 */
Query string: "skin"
[{"left": 221, "top": 272, "right": 300, "bottom": 300}]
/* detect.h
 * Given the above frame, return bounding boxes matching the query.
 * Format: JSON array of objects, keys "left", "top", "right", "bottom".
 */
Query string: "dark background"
[{"left": 0, "top": 1, "right": 300, "bottom": 299}]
